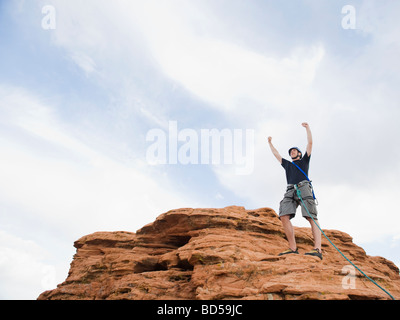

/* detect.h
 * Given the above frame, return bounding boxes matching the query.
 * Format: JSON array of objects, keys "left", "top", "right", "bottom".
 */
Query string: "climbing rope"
[{"left": 294, "top": 184, "right": 396, "bottom": 300}]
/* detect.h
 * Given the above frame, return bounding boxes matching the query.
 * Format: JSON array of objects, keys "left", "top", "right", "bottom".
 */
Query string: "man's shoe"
[
  {"left": 278, "top": 248, "right": 299, "bottom": 256},
  {"left": 305, "top": 248, "right": 322, "bottom": 260}
]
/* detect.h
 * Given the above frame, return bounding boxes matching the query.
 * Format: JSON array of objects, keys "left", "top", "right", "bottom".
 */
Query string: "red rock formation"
[{"left": 38, "top": 206, "right": 400, "bottom": 300}]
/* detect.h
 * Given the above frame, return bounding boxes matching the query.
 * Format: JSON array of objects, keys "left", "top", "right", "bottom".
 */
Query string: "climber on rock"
[{"left": 267, "top": 122, "right": 322, "bottom": 260}]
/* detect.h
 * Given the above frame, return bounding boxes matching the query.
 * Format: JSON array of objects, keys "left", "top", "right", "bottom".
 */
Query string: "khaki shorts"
[{"left": 279, "top": 180, "right": 318, "bottom": 220}]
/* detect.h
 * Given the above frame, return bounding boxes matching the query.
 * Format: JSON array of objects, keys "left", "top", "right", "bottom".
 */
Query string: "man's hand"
[
  {"left": 302, "top": 122, "right": 309, "bottom": 128},
  {"left": 268, "top": 136, "right": 272, "bottom": 143}
]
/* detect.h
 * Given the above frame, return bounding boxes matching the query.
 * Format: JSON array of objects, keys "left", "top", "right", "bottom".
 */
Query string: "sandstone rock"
[{"left": 38, "top": 206, "right": 400, "bottom": 300}]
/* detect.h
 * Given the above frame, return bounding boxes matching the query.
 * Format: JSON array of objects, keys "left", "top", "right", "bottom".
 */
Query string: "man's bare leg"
[
  {"left": 307, "top": 217, "right": 321, "bottom": 251},
  {"left": 280, "top": 215, "right": 297, "bottom": 250}
]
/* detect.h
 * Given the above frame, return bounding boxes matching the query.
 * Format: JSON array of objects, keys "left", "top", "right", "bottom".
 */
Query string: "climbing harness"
[{"left": 294, "top": 184, "right": 396, "bottom": 300}]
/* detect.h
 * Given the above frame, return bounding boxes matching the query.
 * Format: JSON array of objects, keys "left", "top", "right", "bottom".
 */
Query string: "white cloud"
[
  {"left": 0, "top": 84, "right": 191, "bottom": 247},
  {"left": 153, "top": 38, "right": 325, "bottom": 112},
  {"left": 316, "top": 179, "right": 400, "bottom": 243},
  {"left": 45, "top": 0, "right": 325, "bottom": 115},
  {"left": 0, "top": 230, "right": 62, "bottom": 299},
  {"left": 110, "top": 0, "right": 325, "bottom": 112}
]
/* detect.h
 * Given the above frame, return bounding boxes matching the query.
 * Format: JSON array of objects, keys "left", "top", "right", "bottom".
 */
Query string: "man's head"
[{"left": 289, "top": 147, "right": 302, "bottom": 161}]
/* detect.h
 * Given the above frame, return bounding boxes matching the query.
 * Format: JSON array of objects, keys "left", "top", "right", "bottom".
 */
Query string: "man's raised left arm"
[{"left": 302, "top": 122, "right": 313, "bottom": 156}]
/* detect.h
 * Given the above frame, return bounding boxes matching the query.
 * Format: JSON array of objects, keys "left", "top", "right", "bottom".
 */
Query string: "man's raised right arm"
[{"left": 268, "top": 137, "right": 282, "bottom": 164}]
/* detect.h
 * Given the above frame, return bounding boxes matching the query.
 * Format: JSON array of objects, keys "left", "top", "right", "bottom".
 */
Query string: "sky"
[{"left": 1, "top": 0, "right": 400, "bottom": 299}]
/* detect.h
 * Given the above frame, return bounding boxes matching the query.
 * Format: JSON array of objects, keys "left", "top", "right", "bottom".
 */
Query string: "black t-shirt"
[{"left": 281, "top": 152, "right": 311, "bottom": 185}]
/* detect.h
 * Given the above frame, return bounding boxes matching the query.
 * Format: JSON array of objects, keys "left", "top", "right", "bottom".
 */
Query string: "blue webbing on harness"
[{"left": 291, "top": 161, "right": 317, "bottom": 203}]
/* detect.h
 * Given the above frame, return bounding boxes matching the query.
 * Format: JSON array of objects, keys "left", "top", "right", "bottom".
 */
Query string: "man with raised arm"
[{"left": 268, "top": 122, "right": 322, "bottom": 260}]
